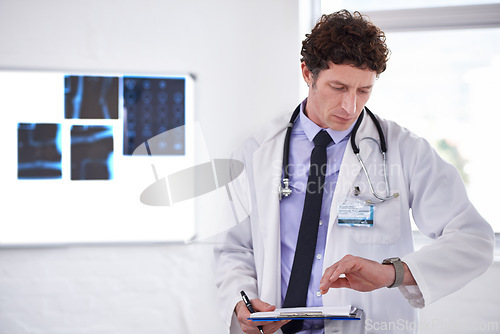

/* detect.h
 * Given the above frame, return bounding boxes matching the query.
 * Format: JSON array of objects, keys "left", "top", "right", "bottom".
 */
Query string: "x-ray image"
[
  {"left": 18, "top": 123, "right": 62, "bottom": 179},
  {"left": 123, "top": 77, "right": 185, "bottom": 155},
  {"left": 71, "top": 125, "right": 113, "bottom": 180},
  {"left": 65, "top": 76, "right": 119, "bottom": 119}
]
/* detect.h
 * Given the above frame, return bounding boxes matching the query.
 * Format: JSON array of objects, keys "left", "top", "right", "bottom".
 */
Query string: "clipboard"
[{"left": 248, "top": 305, "right": 362, "bottom": 321}]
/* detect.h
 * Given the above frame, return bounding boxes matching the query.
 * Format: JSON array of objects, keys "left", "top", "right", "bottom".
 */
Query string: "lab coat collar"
[{"left": 299, "top": 98, "right": 356, "bottom": 145}]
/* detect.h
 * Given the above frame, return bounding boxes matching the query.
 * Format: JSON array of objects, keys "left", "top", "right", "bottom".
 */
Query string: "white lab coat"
[{"left": 214, "top": 110, "right": 494, "bottom": 334}]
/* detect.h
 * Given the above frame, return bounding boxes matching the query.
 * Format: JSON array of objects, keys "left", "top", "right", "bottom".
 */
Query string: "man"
[{"left": 214, "top": 10, "right": 494, "bottom": 334}]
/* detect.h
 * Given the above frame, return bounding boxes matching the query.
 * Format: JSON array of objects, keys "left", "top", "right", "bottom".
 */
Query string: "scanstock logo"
[{"left": 133, "top": 126, "right": 245, "bottom": 207}]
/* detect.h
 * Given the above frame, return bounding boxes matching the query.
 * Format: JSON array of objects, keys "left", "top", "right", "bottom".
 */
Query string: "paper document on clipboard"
[{"left": 248, "top": 305, "right": 362, "bottom": 321}]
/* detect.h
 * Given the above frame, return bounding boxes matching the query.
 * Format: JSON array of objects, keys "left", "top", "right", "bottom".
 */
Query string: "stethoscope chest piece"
[{"left": 278, "top": 178, "right": 292, "bottom": 200}]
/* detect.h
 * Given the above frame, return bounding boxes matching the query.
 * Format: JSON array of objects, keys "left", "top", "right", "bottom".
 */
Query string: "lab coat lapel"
[
  {"left": 254, "top": 137, "right": 283, "bottom": 242},
  {"left": 252, "top": 129, "right": 286, "bottom": 305},
  {"left": 328, "top": 113, "right": 377, "bottom": 237}
]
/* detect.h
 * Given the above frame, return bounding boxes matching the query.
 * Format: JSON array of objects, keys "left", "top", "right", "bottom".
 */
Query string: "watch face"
[{"left": 383, "top": 257, "right": 401, "bottom": 264}]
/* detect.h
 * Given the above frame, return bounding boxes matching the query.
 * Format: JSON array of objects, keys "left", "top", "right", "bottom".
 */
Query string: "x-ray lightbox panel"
[{"left": 0, "top": 70, "right": 196, "bottom": 245}]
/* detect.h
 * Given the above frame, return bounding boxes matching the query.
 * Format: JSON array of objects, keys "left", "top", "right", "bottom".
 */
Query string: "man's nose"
[{"left": 341, "top": 92, "right": 356, "bottom": 115}]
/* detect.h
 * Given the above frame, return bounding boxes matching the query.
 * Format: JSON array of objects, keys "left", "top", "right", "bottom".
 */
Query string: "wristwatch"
[{"left": 382, "top": 257, "right": 404, "bottom": 288}]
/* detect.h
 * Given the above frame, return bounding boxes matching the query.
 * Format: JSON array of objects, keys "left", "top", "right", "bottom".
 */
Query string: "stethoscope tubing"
[
  {"left": 282, "top": 105, "right": 301, "bottom": 182},
  {"left": 280, "top": 105, "right": 398, "bottom": 203}
]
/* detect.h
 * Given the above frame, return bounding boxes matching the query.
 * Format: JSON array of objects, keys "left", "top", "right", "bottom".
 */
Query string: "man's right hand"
[{"left": 235, "top": 299, "right": 290, "bottom": 334}]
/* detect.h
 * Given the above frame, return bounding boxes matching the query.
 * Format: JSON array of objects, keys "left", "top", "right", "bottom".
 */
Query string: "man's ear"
[{"left": 301, "top": 62, "right": 313, "bottom": 86}]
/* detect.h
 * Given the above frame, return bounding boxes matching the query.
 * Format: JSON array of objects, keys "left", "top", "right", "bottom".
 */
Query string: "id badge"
[{"left": 338, "top": 200, "right": 374, "bottom": 227}]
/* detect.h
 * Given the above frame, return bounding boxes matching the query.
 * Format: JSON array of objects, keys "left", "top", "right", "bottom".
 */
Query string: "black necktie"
[{"left": 282, "top": 130, "right": 332, "bottom": 334}]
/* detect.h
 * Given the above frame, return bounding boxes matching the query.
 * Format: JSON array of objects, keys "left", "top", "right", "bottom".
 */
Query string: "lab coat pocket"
[{"left": 346, "top": 194, "right": 402, "bottom": 245}]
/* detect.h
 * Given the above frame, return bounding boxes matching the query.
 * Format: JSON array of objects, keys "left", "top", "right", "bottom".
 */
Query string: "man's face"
[{"left": 302, "top": 62, "right": 377, "bottom": 131}]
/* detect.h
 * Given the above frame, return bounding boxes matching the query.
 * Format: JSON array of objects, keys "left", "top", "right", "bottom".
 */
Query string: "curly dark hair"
[{"left": 301, "top": 10, "right": 390, "bottom": 80}]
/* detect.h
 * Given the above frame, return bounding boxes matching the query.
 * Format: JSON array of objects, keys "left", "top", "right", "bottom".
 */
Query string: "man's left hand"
[{"left": 319, "top": 254, "right": 416, "bottom": 294}]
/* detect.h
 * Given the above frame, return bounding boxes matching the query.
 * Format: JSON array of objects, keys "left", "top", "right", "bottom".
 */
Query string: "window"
[
  {"left": 370, "top": 28, "right": 500, "bottom": 233},
  {"left": 322, "top": 0, "right": 500, "bottom": 12}
]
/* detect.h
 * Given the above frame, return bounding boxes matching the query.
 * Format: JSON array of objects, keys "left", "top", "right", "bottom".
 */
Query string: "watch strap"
[{"left": 382, "top": 257, "right": 404, "bottom": 288}]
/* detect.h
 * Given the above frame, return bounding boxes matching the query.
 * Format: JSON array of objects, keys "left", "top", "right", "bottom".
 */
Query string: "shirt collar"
[{"left": 298, "top": 98, "right": 356, "bottom": 144}]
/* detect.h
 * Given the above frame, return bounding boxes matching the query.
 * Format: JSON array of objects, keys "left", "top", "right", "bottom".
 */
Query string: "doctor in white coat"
[{"left": 214, "top": 10, "right": 494, "bottom": 334}]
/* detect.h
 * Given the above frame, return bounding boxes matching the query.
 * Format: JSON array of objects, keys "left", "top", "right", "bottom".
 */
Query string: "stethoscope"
[{"left": 278, "top": 105, "right": 399, "bottom": 204}]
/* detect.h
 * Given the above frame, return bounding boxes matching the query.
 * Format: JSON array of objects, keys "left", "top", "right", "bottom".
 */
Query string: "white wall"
[
  {"left": 0, "top": 0, "right": 302, "bottom": 333},
  {"left": 0, "top": 244, "right": 225, "bottom": 333},
  {"left": 0, "top": 0, "right": 302, "bottom": 157}
]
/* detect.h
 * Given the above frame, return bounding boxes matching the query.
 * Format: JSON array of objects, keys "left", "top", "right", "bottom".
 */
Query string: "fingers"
[
  {"left": 235, "top": 301, "right": 251, "bottom": 326},
  {"left": 319, "top": 255, "right": 356, "bottom": 293},
  {"left": 236, "top": 299, "right": 280, "bottom": 334},
  {"left": 251, "top": 299, "right": 276, "bottom": 312},
  {"left": 320, "top": 255, "right": 394, "bottom": 293},
  {"left": 324, "top": 277, "right": 350, "bottom": 290},
  {"left": 319, "top": 263, "right": 337, "bottom": 293}
]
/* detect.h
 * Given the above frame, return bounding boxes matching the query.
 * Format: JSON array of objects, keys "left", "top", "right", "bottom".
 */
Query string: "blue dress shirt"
[{"left": 280, "top": 99, "right": 354, "bottom": 333}]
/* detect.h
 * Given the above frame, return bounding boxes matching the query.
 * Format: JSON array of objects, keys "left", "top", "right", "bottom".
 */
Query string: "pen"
[{"left": 240, "top": 290, "right": 264, "bottom": 334}]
